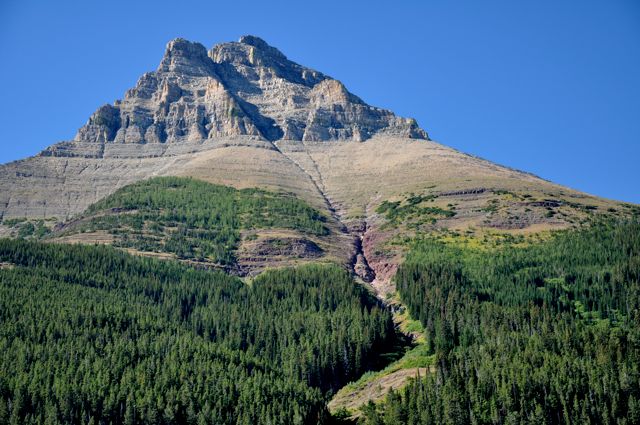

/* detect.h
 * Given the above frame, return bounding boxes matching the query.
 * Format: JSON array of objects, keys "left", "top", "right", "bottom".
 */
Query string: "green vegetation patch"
[
  {"left": 1, "top": 217, "right": 27, "bottom": 227},
  {"left": 376, "top": 193, "right": 455, "bottom": 228},
  {"left": 57, "top": 176, "right": 328, "bottom": 265},
  {"left": 364, "top": 219, "right": 640, "bottom": 424},
  {"left": 1, "top": 218, "right": 51, "bottom": 239},
  {"left": 0, "top": 239, "right": 394, "bottom": 425}
]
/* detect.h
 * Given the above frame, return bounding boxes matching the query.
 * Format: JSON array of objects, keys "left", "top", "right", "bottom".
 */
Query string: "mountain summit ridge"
[
  {"left": 0, "top": 35, "right": 623, "bottom": 253},
  {"left": 72, "top": 35, "right": 427, "bottom": 147}
]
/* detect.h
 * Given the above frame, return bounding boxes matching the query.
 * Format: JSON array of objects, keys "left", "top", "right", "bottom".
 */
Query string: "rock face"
[{"left": 69, "top": 36, "right": 427, "bottom": 150}]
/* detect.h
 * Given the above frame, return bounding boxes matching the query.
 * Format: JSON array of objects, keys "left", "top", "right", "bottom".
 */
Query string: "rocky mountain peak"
[
  {"left": 238, "top": 35, "right": 272, "bottom": 47},
  {"left": 158, "top": 38, "right": 213, "bottom": 76},
  {"left": 70, "top": 36, "right": 428, "bottom": 147},
  {"left": 208, "top": 35, "right": 323, "bottom": 86},
  {"left": 238, "top": 35, "right": 287, "bottom": 60}
]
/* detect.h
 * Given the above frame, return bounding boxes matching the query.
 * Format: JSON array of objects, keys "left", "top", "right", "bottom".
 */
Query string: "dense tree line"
[
  {"left": 0, "top": 239, "right": 394, "bottom": 424},
  {"left": 363, "top": 220, "right": 640, "bottom": 424},
  {"left": 56, "top": 177, "right": 328, "bottom": 265}
]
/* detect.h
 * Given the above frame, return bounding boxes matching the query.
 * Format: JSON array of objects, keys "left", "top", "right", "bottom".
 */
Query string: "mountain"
[
  {"left": 0, "top": 36, "right": 424, "bottom": 220},
  {"left": 1, "top": 36, "right": 638, "bottom": 423},
  {"left": 0, "top": 35, "right": 629, "bottom": 289}
]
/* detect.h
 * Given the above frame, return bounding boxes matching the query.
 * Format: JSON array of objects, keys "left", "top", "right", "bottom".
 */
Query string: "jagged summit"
[
  {"left": 72, "top": 35, "right": 428, "bottom": 146},
  {"left": 238, "top": 35, "right": 281, "bottom": 51},
  {"left": 158, "top": 38, "right": 213, "bottom": 76}
]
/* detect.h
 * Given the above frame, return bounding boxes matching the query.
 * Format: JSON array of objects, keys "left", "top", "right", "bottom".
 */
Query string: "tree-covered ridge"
[
  {"left": 56, "top": 176, "right": 328, "bottom": 265},
  {"left": 0, "top": 239, "right": 394, "bottom": 425},
  {"left": 362, "top": 220, "right": 640, "bottom": 424}
]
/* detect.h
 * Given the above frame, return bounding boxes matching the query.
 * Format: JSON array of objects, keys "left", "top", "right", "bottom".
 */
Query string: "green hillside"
[
  {"left": 53, "top": 177, "right": 328, "bottom": 266},
  {"left": 0, "top": 239, "right": 394, "bottom": 425},
  {"left": 2, "top": 178, "right": 639, "bottom": 424},
  {"left": 360, "top": 220, "right": 640, "bottom": 424}
]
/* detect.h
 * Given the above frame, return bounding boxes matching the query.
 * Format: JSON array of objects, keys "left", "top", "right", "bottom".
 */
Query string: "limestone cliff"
[{"left": 67, "top": 36, "right": 426, "bottom": 152}]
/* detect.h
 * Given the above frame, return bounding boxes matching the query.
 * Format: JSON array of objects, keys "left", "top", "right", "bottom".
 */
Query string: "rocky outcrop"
[
  {"left": 302, "top": 80, "right": 426, "bottom": 141},
  {"left": 235, "top": 232, "right": 331, "bottom": 276},
  {"left": 247, "top": 237, "right": 323, "bottom": 258},
  {"left": 68, "top": 36, "right": 427, "bottom": 150},
  {"left": 72, "top": 39, "right": 267, "bottom": 147},
  {"left": 210, "top": 36, "right": 428, "bottom": 142}
]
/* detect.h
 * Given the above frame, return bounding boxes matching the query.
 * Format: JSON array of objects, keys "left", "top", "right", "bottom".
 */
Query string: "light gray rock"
[
  {"left": 209, "top": 36, "right": 428, "bottom": 142},
  {"left": 70, "top": 35, "right": 428, "bottom": 147}
]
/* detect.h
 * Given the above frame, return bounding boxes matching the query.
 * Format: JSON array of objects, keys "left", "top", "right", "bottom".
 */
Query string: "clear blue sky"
[{"left": 1, "top": 0, "right": 638, "bottom": 203}]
